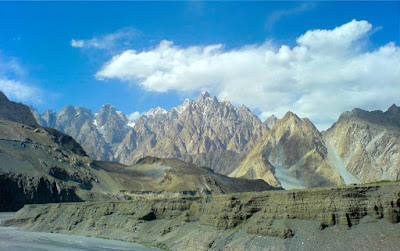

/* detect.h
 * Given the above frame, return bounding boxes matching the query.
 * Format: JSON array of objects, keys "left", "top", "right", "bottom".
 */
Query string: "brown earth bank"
[{"left": 3, "top": 183, "right": 400, "bottom": 250}]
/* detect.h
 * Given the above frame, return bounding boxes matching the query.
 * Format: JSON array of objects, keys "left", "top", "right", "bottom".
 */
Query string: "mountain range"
[
  {"left": 0, "top": 91, "right": 275, "bottom": 211},
  {"left": 30, "top": 91, "right": 400, "bottom": 189}
]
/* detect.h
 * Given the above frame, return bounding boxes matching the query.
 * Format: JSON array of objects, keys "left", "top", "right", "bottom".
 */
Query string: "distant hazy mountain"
[{"left": 31, "top": 104, "right": 131, "bottom": 162}]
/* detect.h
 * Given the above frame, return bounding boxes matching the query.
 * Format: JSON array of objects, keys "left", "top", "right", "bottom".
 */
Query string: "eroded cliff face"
[{"left": 4, "top": 183, "right": 400, "bottom": 250}]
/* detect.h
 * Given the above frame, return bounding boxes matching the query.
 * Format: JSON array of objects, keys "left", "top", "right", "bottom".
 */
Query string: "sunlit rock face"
[
  {"left": 323, "top": 105, "right": 400, "bottom": 183},
  {"left": 231, "top": 112, "right": 343, "bottom": 189},
  {"left": 231, "top": 104, "right": 400, "bottom": 189},
  {"left": 114, "top": 91, "right": 268, "bottom": 174}
]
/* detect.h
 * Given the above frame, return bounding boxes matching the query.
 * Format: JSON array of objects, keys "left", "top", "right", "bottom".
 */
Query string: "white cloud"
[
  {"left": 0, "top": 53, "right": 43, "bottom": 104},
  {"left": 0, "top": 79, "right": 42, "bottom": 103},
  {"left": 71, "top": 27, "right": 139, "bottom": 50},
  {"left": 95, "top": 20, "right": 400, "bottom": 130},
  {"left": 265, "top": 3, "right": 314, "bottom": 30},
  {"left": 128, "top": 111, "right": 141, "bottom": 121},
  {"left": 71, "top": 39, "right": 84, "bottom": 48}
]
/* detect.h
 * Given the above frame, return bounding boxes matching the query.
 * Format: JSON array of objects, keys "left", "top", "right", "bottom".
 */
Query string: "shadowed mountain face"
[{"left": 0, "top": 92, "right": 39, "bottom": 128}]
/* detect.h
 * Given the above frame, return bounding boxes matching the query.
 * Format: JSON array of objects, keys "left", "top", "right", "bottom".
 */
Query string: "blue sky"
[{"left": 1, "top": 1, "right": 399, "bottom": 129}]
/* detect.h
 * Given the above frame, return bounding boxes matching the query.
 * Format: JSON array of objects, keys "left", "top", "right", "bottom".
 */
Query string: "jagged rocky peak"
[
  {"left": 29, "top": 106, "right": 45, "bottom": 126},
  {"left": 96, "top": 104, "right": 128, "bottom": 126},
  {"left": 114, "top": 91, "right": 268, "bottom": 173},
  {"left": 142, "top": 106, "right": 168, "bottom": 117},
  {"left": 196, "top": 90, "right": 211, "bottom": 101},
  {"left": 264, "top": 115, "right": 277, "bottom": 129},
  {"left": 238, "top": 104, "right": 250, "bottom": 112},
  {"left": 94, "top": 104, "right": 130, "bottom": 144}
]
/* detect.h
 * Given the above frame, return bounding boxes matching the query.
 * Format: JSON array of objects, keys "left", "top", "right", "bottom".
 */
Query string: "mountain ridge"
[{"left": 29, "top": 91, "right": 400, "bottom": 189}]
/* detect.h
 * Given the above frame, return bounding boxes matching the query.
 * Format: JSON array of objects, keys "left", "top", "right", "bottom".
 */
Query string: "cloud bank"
[{"left": 95, "top": 20, "right": 400, "bottom": 129}]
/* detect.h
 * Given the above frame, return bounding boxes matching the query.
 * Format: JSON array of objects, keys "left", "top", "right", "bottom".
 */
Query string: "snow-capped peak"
[
  {"left": 143, "top": 107, "right": 167, "bottom": 117},
  {"left": 174, "top": 98, "right": 191, "bottom": 114}
]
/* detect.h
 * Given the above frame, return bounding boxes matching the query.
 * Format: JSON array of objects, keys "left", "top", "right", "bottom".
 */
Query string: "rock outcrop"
[{"left": 4, "top": 183, "right": 400, "bottom": 250}]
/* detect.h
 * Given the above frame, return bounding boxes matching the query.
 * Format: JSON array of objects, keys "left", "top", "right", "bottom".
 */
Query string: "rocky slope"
[
  {"left": 4, "top": 182, "right": 400, "bottom": 250},
  {"left": 323, "top": 105, "right": 400, "bottom": 183},
  {"left": 0, "top": 92, "right": 39, "bottom": 127},
  {"left": 230, "top": 112, "right": 344, "bottom": 189},
  {"left": 231, "top": 105, "right": 400, "bottom": 189},
  {"left": 92, "top": 156, "right": 275, "bottom": 198},
  {"left": 0, "top": 92, "right": 93, "bottom": 211}
]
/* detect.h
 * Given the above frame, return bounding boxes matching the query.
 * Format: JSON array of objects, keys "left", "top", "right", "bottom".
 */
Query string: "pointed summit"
[
  {"left": 196, "top": 91, "right": 211, "bottom": 102},
  {"left": 386, "top": 104, "right": 400, "bottom": 115},
  {"left": 0, "top": 91, "right": 9, "bottom": 103},
  {"left": 264, "top": 115, "right": 277, "bottom": 129},
  {"left": 201, "top": 91, "right": 210, "bottom": 98},
  {"left": 281, "top": 111, "right": 301, "bottom": 122},
  {"left": 238, "top": 104, "right": 250, "bottom": 112}
]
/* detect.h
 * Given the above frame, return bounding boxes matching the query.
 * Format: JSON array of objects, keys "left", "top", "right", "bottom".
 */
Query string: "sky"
[{"left": 0, "top": 1, "right": 399, "bottom": 129}]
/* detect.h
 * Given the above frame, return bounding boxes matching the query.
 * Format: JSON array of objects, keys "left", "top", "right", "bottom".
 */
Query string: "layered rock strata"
[{"left": 4, "top": 183, "right": 400, "bottom": 250}]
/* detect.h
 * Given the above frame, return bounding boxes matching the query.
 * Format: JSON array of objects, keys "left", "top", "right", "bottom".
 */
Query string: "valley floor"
[{"left": 0, "top": 213, "right": 160, "bottom": 251}]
